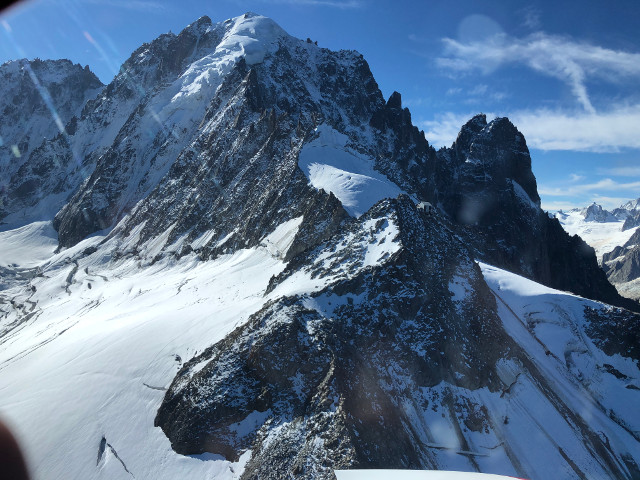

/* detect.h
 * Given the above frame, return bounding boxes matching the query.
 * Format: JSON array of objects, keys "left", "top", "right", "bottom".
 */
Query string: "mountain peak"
[
  {"left": 581, "top": 202, "right": 617, "bottom": 222},
  {"left": 452, "top": 113, "right": 487, "bottom": 155},
  {"left": 386, "top": 91, "right": 402, "bottom": 109},
  {"left": 181, "top": 15, "right": 213, "bottom": 36},
  {"left": 621, "top": 197, "right": 640, "bottom": 211}
]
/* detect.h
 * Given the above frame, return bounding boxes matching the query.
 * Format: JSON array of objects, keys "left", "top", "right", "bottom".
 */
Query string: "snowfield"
[
  {"left": 554, "top": 209, "right": 638, "bottom": 261},
  {"left": 0, "top": 219, "right": 302, "bottom": 480},
  {"left": 1, "top": 216, "right": 638, "bottom": 479},
  {"left": 299, "top": 124, "right": 408, "bottom": 217}
]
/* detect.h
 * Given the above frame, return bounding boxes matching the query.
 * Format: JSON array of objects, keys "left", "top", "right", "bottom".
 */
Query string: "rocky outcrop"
[
  {"left": 623, "top": 211, "right": 640, "bottom": 231},
  {"left": 416, "top": 115, "right": 638, "bottom": 312},
  {"left": 156, "top": 196, "right": 639, "bottom": 479},
  {"left": 53, "top": 14, "right": 383, "bottom": 257},
  {"left": 603, "top": 228, "right": 640, "bottom": 285},
  {"left": 156, "top": 197, "right": 512, "bottom": 477},
  {"left": 581, "top": 203, "right": 618, "bottom": 223}
]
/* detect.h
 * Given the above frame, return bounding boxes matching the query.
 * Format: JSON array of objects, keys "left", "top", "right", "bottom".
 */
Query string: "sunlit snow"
[{"left": 298, "top": 124, "right": 406, "bottom": 217}]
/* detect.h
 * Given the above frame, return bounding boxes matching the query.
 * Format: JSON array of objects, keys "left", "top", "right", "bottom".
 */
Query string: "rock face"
[
  {"left": 0, "top": 59, "right": 102, "bottom": 219},
  {"left": 156, "top": 197, "right": 638, "bottom": 479},
  {"left": 156, "top": 196, "right": 640, "bottom": 479},
  {"left": 581, "top": 202, "right": 618, "bottom": 223},
  {"left": 156, "top": 198, "right": 508, "bottom": 469},
  {"left": 52, "top": 14, "right": 381, "bottom": 256},
  {"left": 420, "top": 115, "right": 637, "bottom": 311},
  {"left": 623, "top": 210, "right": 640, "bottom": 231}
]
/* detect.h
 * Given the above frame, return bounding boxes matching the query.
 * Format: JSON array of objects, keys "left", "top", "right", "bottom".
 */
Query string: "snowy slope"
[
  {"left": 0, "top": 218, "right": 304, "bottom": 480},
  {"left": 4, "top": 228, "right": 638, "bottom": 480},
  {"left": 298, "top": 124, "right": 408, "bottom": 217},
  {"left": 555, "top": 203, "right": 640, "bottom": 302},
  {"left": 480, "top": 262, "right": 640, "bottom": 476}
]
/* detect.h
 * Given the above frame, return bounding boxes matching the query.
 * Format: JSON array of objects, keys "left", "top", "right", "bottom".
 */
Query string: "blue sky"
[{"left": 1, "top": 0, "right": 639, "bottom": 211}]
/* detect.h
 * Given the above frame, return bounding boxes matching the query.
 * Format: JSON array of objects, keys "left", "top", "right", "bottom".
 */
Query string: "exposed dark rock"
[
  {"left": 410, "top": 115, "right": 639, "bottom": 312},
  {"left": 623, "top": 211, "right": 640, "bottom": 231},
  {"left": 581, "top": 203, "right": 617, "bottom": 223},
  {"left": 603, "top": 228, "right": 640, "bottom": 289},
  {"left": 0, "top": 58, "right": 103, "bottom": 219},
  {"left": 156, "top": 197, "right": 512, "bottom": 477},
  {"left": 606, "top": 247, "right": 640, "bottom": 284},
  {"left": 584, "top": 306, "right": 640, "bottom": 363}
]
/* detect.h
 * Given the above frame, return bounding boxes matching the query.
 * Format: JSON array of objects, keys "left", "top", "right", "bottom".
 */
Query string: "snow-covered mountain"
[
  {"left": 1, "top": 12, "right": 639, "bottom": 480},
  {"left": 554, "top": 205, "right": 638, "bottom": 260}
]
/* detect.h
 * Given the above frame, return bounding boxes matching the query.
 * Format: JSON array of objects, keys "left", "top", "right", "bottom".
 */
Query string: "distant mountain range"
[
  {"left": 554, "top": 199, "right": 640, "bottom": 301},
  {"left": 1, "top": 13, "right": 639, "bottom": 480}
]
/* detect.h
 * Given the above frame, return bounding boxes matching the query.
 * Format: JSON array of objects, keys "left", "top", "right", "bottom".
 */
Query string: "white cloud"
[
  {"left": 437, "top": 32, "right": 640, "bottom": 113},
  {"left": 510, "top": 105, "right": 640, "bottom": 151},
  {"left": 591, "top": 195, "right": 640, "bottom": 210},
  {"left": 541, "top": 196, "right": 635, "bottom": 212},
  {"left": 420, "top": 105, "right": 640, "bottom": 152},
  {"left": 421, "top": 111, "right": 486, "bottom": 148},
  {"left": 540, "top": 200, "right": 582, "bottom": 212},
  {"left": 468, "top": 84, "right": 488, "bottom": 96}
]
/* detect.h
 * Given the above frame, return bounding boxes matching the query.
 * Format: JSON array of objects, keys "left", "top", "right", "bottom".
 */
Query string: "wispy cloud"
[
  {"left": 421, "top": 111, "right": 482, "bottom": 148},
  {"left": 569, "top": 173, "right": 586, "bottom": 182},
  {"left": 541, "top": 200, "right": 583, "bottom": 212},
  {"left": 597, "top": 166, "right": 640, "bottom": 177},
  {"left": 541, "top": 196, "right": 635, "bottom": 212},
  {"left": 251, "top": 0, "right": 363, "bottom": 7},
  {"left": 539, "top": 178, "right": 640, "bottom": 197},
  {"left": 510, "top": 105, "right": 640, "bottom": 151},
  {"left": 77, "top": 0, "right": 168, "bottom": 13},
  {"left": 443, "top": 84, "right": 507, "bottom": 104},
  {"left": 420, "top": 104, "right": 640, "bottom": 152},
  {"left": 437, "top": 32, "right": 640, "bottom": 113},
  {"left": 520, "top": 6, "right": 541, "bottom": 30}
]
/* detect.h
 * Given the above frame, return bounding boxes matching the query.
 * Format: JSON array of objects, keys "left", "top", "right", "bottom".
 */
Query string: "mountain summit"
[{"left": 0, "top": 13, "right": 639, "bottom": 480}]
